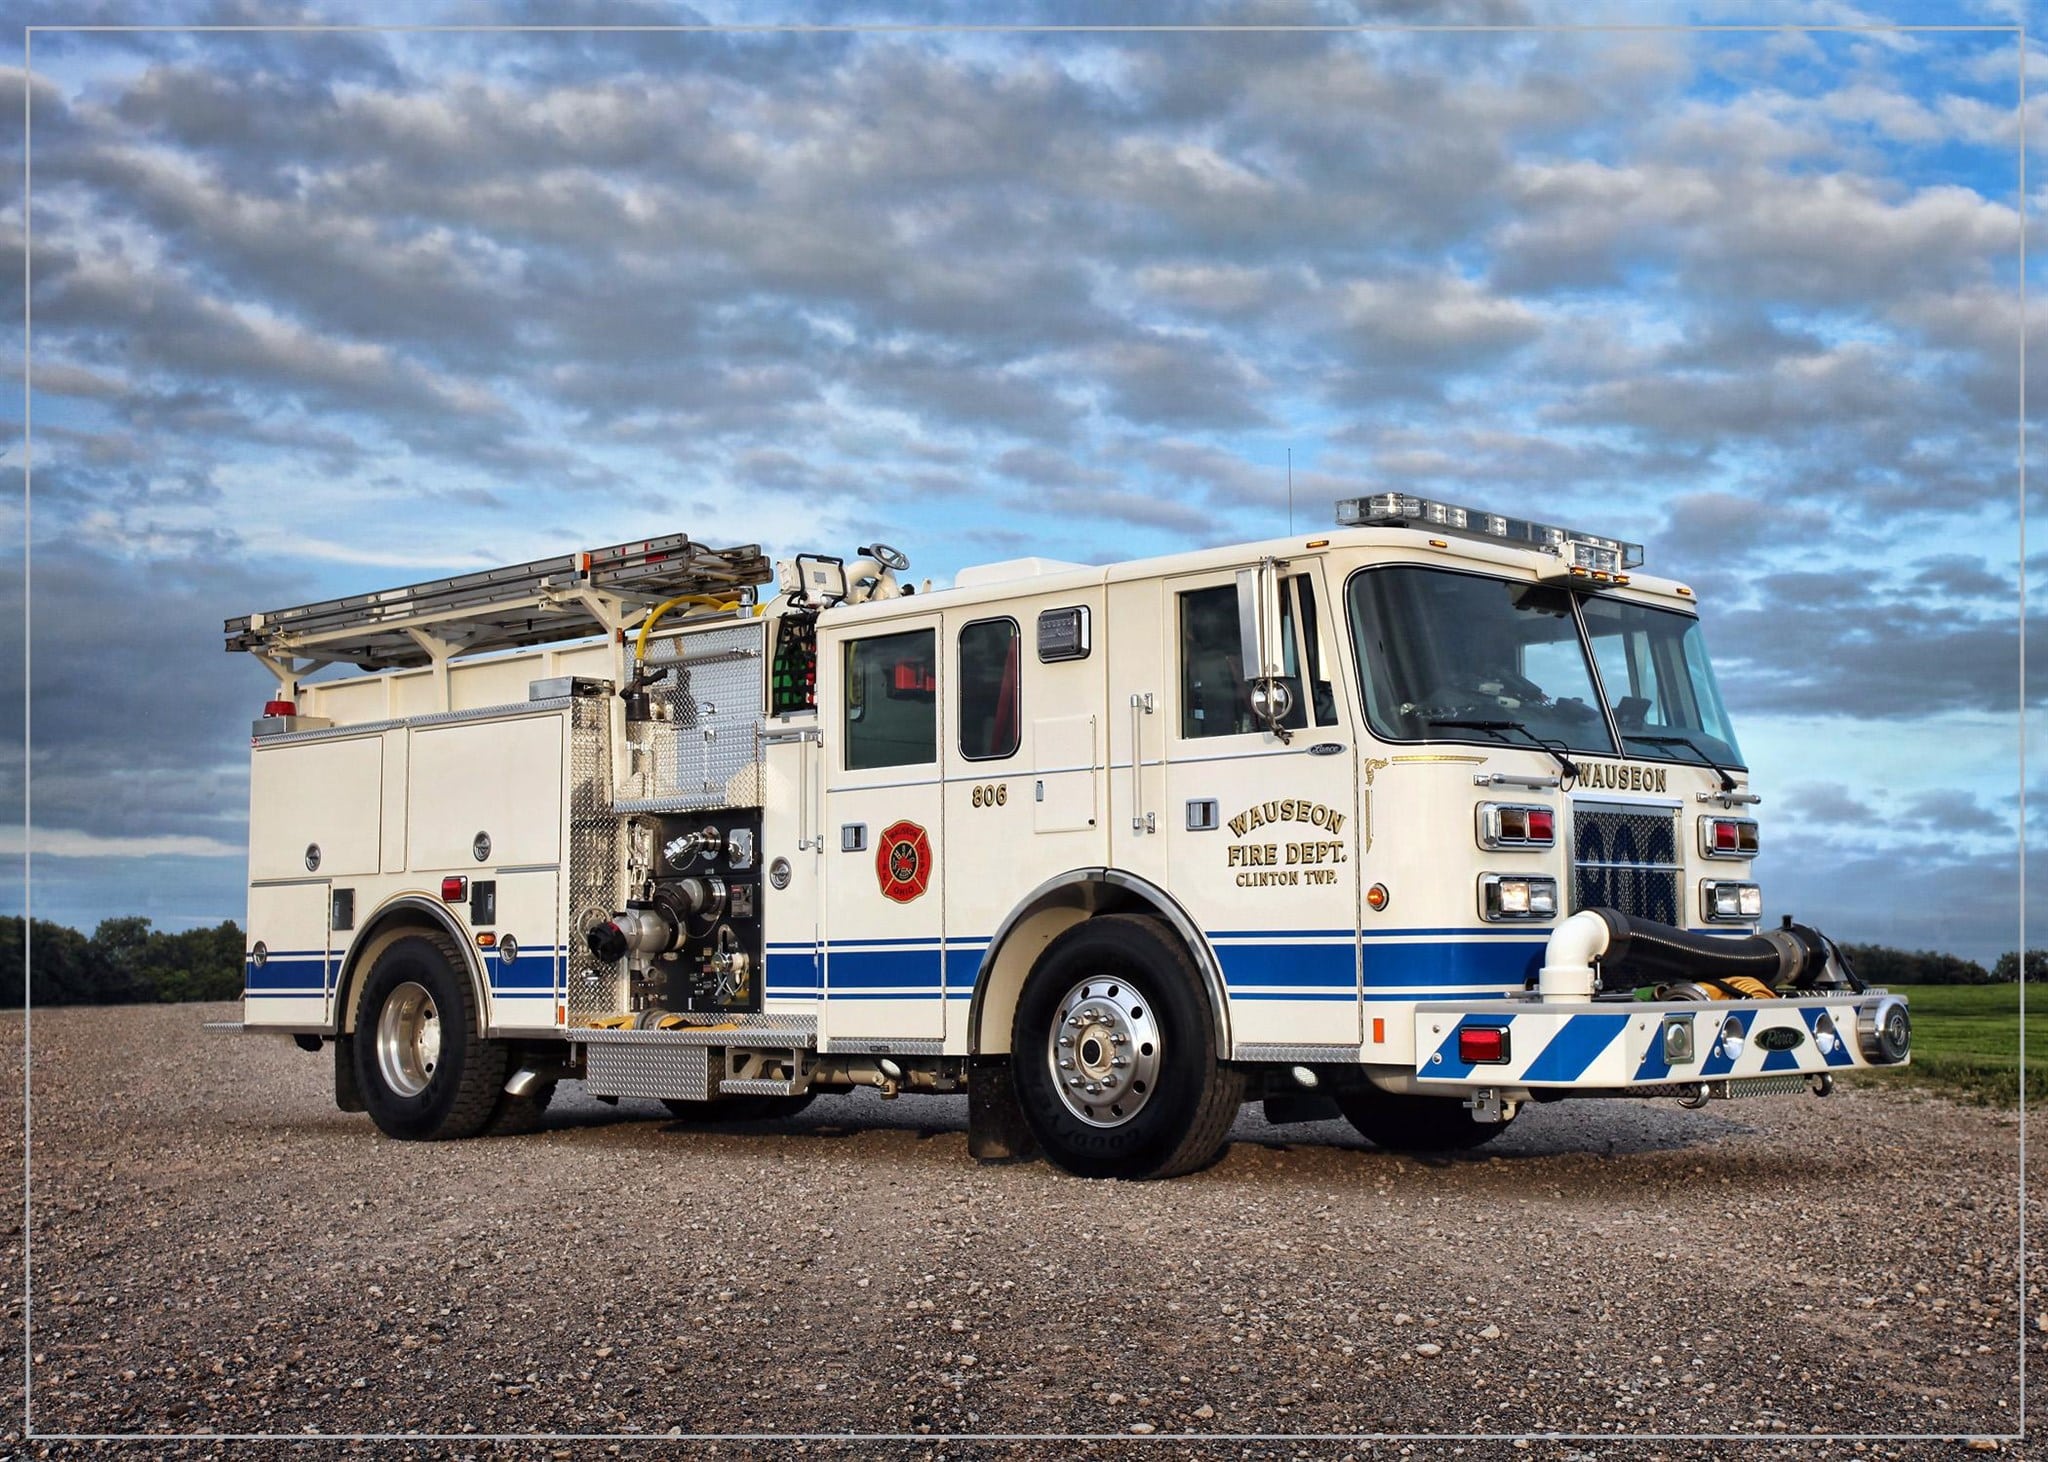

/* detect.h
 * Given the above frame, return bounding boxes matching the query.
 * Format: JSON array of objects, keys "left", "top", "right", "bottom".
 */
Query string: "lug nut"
[
  {"left": 1057, "top": 1035, "right": 1074, "bottom": 1048},
  {"left": 1068, "top": 1014, "right": 1085, "bottom": 1028},
  {"left": 1085, "top": 1082, "right": 1102, "bottom": 1095},
  {"left": 1102, "top": 1075, "right": 1119, "bottom": 1089},
  {"left": 1110, "top": 1033, "right": 1129, "bottom": 1046},
  {"left": 1058, "top": 1057, "right": 1075, "bottom": 1070},
  {"left": 1111, "top": 1056, "right": 1129, "bottom": 1068}
]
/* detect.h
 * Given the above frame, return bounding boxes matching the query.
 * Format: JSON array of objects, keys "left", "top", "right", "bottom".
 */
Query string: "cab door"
[
  {"left": 819, "top": 615, "right": 946, "bottom": 1043},
  {"left": 1162, "top": 561, "right": 1362, "bottom": 1049}
]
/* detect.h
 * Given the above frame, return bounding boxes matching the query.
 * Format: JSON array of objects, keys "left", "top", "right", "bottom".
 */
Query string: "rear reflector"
[
  {"left": 1458, "top": 1027, "right": 1511, "bottom": 1064},
  {"left": 441, "top": 876, "right": 467, "bottom": 902}
]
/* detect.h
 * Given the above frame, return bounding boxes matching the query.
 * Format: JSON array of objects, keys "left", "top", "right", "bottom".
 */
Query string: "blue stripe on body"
[
  {"left": 826, "top": 946, "right": 943, "bottom": 992},
  {"left": 1363, "top": 939, "right": 1543, "bottom": 991},
  {"left": 245, "top": 954, "right": 328, "bottom": 994},
  {"left": 1216, "top": 940, "right": 1353, "bottom": 990}
]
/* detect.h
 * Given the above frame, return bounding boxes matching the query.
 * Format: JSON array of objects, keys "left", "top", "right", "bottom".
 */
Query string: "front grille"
[{"left": 1572, "top": 800, "right": 1681, "bottom": 925}]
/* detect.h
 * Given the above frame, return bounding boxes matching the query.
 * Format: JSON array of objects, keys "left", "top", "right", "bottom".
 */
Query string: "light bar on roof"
[{"left": 1335, "top": 493, "right": 1646, "bottom": 572}]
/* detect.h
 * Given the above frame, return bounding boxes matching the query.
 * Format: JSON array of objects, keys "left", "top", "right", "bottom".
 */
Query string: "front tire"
[
  {"left": 352, "top": 931, "right": 506, "bottom": 1141},
  {"left": 1011, "top": 914, "right": 1244, "bottom": 1180},
  {"left": 1334, "top": 1085, "right": 1509, "bottom": 1153}
]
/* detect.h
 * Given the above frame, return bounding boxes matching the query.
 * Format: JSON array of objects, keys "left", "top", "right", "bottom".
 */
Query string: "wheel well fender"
[
  {"left": 335, "top": 896, "right": 489, "bottom": 1037},
  {"left": 967, "top": 868, "right": 1229, "bottom": 1057}
]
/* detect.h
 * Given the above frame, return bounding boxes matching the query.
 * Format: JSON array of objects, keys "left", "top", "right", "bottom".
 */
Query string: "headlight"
[
  {"left": 1480, "top": 874, "right": 1558, "bottom": 921},
  {"left": 1701, "top": 879, "right": 1763, "bottom": 922}
]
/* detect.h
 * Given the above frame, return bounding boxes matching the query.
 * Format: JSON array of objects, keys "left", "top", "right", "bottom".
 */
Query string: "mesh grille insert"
[{"left": 1571, "top": 800, "right": 1681, "bottom": 926}]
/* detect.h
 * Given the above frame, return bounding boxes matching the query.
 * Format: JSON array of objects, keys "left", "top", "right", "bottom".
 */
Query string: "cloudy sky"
[{"left": 3, "top": 3, "right": 2038, "bottom": 964}]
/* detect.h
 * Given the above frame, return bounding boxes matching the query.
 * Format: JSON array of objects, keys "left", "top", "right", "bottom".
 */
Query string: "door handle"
[{"left": 1129, "top": 692, "right": 1154, "bottom": 833}]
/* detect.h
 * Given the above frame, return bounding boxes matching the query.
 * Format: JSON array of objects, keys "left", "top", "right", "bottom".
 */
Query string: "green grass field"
[{"left": 1849, "top": 982, "right": 2048, "bottom": 1106}]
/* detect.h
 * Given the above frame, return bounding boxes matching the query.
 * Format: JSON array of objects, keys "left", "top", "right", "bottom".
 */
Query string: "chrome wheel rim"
[
  {"left": 1046, "top": 975, "right": 1162, "bottom": 1127},
  {"left": 376, "top": 980, "right": 442, "bottom": 1098}
]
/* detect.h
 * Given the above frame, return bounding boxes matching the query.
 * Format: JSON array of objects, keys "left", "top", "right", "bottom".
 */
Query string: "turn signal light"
[
  {"left": 1700, "top": 816, "right": 1760, "bottom": 859},
  {"left": 441, "top": 876, "right": 468, "bottom": 902},
  {"left": 1458, "top": 1027, "right": 1510, "bottom": 1064},
  {"left": 1478, "top": 802, "right": 1556, "bottom": 849}
]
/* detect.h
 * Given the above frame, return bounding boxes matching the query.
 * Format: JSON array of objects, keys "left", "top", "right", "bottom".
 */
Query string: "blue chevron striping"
[
  {"left": 1521, "top": 1014, "right": 1630, "bottom": 1083},
  {"left": 1799, "top": 1005, "right": 1858, "bottom": 1068},
  {"left": 1698, "top": 1008, "right": 1757, "bottom": 1077}
]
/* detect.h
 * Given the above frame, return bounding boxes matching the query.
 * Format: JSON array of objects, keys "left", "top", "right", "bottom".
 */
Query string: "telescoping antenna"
[{"left": 1286, "top": 447, "right": 1294, "bottom": 534}]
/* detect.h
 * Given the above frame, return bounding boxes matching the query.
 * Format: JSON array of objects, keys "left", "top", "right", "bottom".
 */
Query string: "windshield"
[
  {"left": 1578, "top": 594, "right": 1745, "bottom": 769},
  {"left": 1346, "top": 567, "right": 1617, "bottom": 755}
]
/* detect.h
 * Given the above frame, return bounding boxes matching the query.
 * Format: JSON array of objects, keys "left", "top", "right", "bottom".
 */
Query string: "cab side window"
[
  {"left": 958, "top": 618, "right": 1021, "bottom": 761},
  {"left": 844, "top": 629, "right": 936, "bottom": 770},
  {"left": 1178, "top": 576, "right": 1333, "bottom": 739}
]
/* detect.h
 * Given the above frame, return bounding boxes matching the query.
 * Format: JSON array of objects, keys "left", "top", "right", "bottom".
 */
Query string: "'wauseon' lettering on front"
[{"left": 1575, "top": 763, "right": 1669, "bottom": 793}]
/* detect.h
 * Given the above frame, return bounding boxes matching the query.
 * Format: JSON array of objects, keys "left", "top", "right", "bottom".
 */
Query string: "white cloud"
[{"left": 0, "top": 826, "right": 242, "bottom": 859}]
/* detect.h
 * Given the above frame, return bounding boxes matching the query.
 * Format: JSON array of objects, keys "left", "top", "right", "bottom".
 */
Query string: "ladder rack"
[{"left": 224, "top": 532, "right": 772, "bottom": 672}]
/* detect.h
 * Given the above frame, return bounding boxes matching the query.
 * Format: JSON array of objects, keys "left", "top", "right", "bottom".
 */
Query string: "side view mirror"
[
  {"left": 1234, "top": 558, "right": 1293, "bottom": 743},
  {"left": 1248, "top": 677, "right": 1295, "bottom": 726}
]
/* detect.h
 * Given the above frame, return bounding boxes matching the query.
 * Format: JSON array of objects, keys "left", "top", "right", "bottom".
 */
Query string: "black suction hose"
[{"left": 1589, "top": 907, "right": 1835, "bottom": 990}]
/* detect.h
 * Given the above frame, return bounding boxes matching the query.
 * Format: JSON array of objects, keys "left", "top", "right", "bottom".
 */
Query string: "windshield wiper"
[
  {"left": 1628, "top": 733, "right": 1737, "bottom": 793},
  {"left": 1428, "top": 718, "right": 1579, "bottom": 780}
]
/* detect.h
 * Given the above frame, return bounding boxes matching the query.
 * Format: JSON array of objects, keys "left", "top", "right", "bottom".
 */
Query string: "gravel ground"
[{"left": 0, "top": 1003, "right": 2034, "bottom": 1459}]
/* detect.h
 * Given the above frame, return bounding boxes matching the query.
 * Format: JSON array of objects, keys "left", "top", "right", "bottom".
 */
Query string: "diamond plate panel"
[
  {"left": 1571, "top": 799, "right": 1681, "bottom": 925},
  {"left": 584, "top": 1041, "right": 713, "bottom": 1101},
  {"left": 619, "top": 621, "right": 768, "bottom": 811},
  {"left": 566, "top": 694, "right": 627, "bottom": 1025}
]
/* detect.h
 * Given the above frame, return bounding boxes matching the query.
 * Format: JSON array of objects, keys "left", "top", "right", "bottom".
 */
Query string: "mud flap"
[
  {"left": 967, "top": 1058, "right": 1037, "bottom": 1163},
  {"left": 334, "top": 1034, "right": 366, "bottom": 1113}
]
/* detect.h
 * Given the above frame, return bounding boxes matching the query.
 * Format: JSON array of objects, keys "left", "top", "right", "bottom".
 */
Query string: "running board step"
[{"left": 719, "top": 1076, "right": 803, "bottom": 1097}]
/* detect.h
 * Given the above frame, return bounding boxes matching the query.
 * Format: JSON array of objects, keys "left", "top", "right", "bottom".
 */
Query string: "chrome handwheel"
[
  {"left": 1046, "top": 976, "right": 1163, "bottom": 1128},
  {"left": 375, "top": 979, "right": 442, "bottom": 1098}
]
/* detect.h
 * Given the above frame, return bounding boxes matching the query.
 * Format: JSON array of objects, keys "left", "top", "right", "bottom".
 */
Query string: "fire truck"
[{"left": 226, "top": 495, "right": 1911, "bottom": 1179}]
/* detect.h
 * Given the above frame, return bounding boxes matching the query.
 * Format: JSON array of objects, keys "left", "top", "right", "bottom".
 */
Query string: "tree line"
[
  {"left": 1837, "top": 943, "right": 2045, "bottom": 987},
  {"left": 0, "top": 917, "right": 247, "bottom": 1007},
  {"left": 0, "top": 916, "right": 2039, "bottom": 1007}
]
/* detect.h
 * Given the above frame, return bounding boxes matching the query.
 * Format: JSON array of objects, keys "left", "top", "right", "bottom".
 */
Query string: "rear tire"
[
  {"left": 352, "top": 931, "right": 506, "bottom": 1141},
  {"left": 662, "top": 1094, "right": 816, "bottom": 1122},
  {"left": 1334, "top": 1085, "right": 1509, "bottom": 1153},
  {"left": 1011, "top": 914, "right": 1243, "bottom": 1180}
]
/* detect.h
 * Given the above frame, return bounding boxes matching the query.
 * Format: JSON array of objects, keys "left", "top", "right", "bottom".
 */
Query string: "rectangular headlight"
[
  {"left": 1701, "top": 879, "right": 1762, "bottom": 922},
  {"left": 1480, "top": 874, "right": 1558, "bottom": 922}
]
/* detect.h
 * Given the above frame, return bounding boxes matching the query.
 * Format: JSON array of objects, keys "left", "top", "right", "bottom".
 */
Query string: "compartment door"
[{"left": 244, "top": 880, "right": 333, "bottom": 1028}]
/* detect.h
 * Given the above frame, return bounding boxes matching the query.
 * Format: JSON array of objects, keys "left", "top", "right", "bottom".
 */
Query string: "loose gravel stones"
[{"left": 0, "top": 1003, "right": 2029, "bottom": 1459}]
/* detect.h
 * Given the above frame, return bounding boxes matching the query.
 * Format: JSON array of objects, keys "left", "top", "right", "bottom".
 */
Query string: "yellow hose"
[{"left": 634, "top": 594, "right": 737, "bottom": 663}]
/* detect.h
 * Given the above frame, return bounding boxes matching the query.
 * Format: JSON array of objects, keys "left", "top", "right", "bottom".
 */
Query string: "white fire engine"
[{"left": 227, "top": 495, "right": 1910, "bottom": 1178}]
